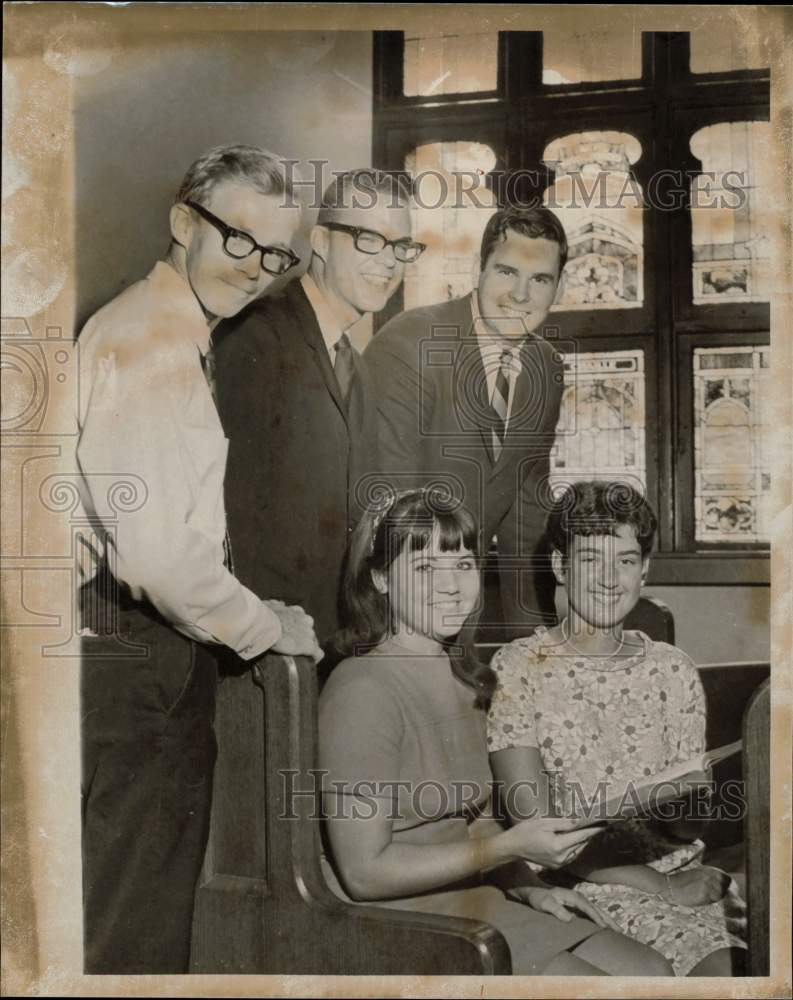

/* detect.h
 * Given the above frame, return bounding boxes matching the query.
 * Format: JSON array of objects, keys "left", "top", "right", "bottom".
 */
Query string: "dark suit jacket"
[
  {"left": 214, "top": 280, "right": 379, "bottom": 644},
  {"left": 363, "top": 292, "right": 564, "bottom": 634}
]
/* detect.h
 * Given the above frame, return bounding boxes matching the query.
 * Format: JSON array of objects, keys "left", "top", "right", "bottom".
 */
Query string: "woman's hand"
[
  {"left": 667, "top": 867, "right": 730, "bottom": 907},
  {"left": 502, "top": 817, "right": 604, "bottom": 870},
  {"left": 508, "top": 885, "right": 620, "bottom": 931}
]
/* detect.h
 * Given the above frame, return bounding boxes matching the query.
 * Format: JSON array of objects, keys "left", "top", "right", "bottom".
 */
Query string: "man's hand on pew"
[
  {"left": 265, "top": 600, "right": 324, "bottom": 663},
  {"left": 667, "top": 866, "right": 730, "bottom": 907}
]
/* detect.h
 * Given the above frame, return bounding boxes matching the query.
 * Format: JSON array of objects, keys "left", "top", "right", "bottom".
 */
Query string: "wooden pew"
[
  {"left": 698, "top": 662, "right": 771, "bottom": 858},
  {"left": 743, "top": 678, "right": 770, "bottom": 977},
  {"left": 190, "top": 624, "right": 770, "bottom": 974},
  {"left": 190, "top": 654, "right": 511, "bottom": 974}
]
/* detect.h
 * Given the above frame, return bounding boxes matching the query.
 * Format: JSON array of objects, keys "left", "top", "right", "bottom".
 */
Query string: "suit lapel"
[
  {"left": 469, "top": 342, "right": 497, "bottom": 465},
  {"left": 287, "top": 281, "right": 349, "bottom": 426},
  {"left": 449, "top": 296, "right": 496, "bottom": 466},
  {"left": 347, "top": 349, "right": 369, "bottom": 440}
]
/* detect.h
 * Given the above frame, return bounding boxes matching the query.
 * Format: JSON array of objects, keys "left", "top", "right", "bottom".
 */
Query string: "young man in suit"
[
  {"left": 214, "top": 170, "right": 425, "bottom": 646},
  {"left": 76, "top": 145, "right": 321, "bottom": 973},
  {"left": 364, "top": 206, "right": 567, "bottom": 638}
]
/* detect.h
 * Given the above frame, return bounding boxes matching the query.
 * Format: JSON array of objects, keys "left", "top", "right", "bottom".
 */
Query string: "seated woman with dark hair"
[
  {"left": 487, "top": 480, "right": 747, "bottom": 976},
  {"left": 318, "top": 488, "right": 673, "bottom": 976}
]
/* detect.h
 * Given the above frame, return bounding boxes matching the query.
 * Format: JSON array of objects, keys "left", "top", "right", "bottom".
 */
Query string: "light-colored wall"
[{"left": 75, "top": 30, "right": 373, "bottom": 325}]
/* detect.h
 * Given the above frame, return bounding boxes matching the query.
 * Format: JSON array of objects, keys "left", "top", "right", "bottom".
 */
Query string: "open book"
[{"left": 567, "top": 740, "right": 743, "bottom": 829}]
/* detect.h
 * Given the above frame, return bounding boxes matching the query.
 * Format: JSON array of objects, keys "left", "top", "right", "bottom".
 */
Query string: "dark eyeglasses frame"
[
  {"left": 321, "top": 222, "right": 426, "bottom": 262},
  {"left": 185, "top": 200, "right": 300, "bottom": 276}
]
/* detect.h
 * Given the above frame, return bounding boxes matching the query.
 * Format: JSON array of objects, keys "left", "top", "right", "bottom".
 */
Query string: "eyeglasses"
[
  {"left": 185, "top": 200, "right": 300, "bottom": 276},
  {"left": 321, "top": 222, "right": 426, "bottom": 263}
]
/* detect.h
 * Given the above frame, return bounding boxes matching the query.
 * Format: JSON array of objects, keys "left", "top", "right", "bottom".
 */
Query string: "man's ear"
[
  {"left": 640, "top": 556, "right": 650, "bottom": 583},
  {"left": 170, "top": 202, "right": 194, "bottom": 249},
  {"left": 310, "top": 224, "right": 330, "bottom": 264},
  {"left": 551, "top": 549, "right": 566, "bottom": 586},
  {"left": 371, "top": 568, "right": 388, "bottom": 596}
]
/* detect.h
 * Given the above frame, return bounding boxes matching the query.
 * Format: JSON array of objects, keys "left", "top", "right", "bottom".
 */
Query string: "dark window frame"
[{"left": 372, "top": 31, "right": 770, "bottom": 585}]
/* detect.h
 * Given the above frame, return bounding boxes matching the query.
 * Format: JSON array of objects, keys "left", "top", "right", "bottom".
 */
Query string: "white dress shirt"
[{"left": 76, "top": 260, "right": 282, "bottom": 660}]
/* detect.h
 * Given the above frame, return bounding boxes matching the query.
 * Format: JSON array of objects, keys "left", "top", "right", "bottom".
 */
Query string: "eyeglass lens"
[
  {"left": 353, "top": 229, "right": 422, "bottom": 262},
  {"left": 223, "top": 231, "right": 293, "bottom": 275}
]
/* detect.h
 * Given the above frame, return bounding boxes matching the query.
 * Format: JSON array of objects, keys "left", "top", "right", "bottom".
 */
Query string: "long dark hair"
[{"left": 333, "top": 488, "right": 496, "bottom": 706}]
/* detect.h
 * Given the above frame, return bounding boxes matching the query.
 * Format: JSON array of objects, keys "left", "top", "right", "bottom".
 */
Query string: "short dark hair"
[
  {"left": 317, "top": 169, "right": 411, "bottom": 225},
  {"left": 174, "top": 144, "right": 293, "bottom": 207},
  {"left": 480, "top": 205, "right": 568, "bottom": 273},
  {"left": 545, "top": 480, "right": 657, "bottom": 558},
  {"left": 333, "top": 487, "right": 495, "bottom": 705}
]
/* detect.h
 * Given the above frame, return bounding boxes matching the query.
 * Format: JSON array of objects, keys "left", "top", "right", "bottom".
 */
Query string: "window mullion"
[{"left": 647, "top": 33, "right": 679, "bottom": 553}]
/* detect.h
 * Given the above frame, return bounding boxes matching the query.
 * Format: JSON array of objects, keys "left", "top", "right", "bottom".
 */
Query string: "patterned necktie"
[
  {"left": 333, "top": 333, "right": 355, "bottom": 403},
  {"left": 490, "top": 348, "right": 513, "bottom": 461},
  {"left": 200, "top": 344, "right": 234, "bottom": 573}
]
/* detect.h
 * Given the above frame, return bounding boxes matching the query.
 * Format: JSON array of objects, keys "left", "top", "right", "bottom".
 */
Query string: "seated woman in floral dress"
[{"left": 487, "top": 480, "right": 747, "bottom": 976}]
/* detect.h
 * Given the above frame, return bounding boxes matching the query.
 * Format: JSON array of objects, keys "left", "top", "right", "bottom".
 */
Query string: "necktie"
[
  {"left": 490, "top": 348, "right": 513, "bottom": 461},
  {"left": 200, "top": 344, "right": 235, "bottom": 574},
  {"left": 200, "top": 345, "right": 218, "bottom": 407},
  {"left": 333, "top": 333, "right": 355, "bottom": 403}
]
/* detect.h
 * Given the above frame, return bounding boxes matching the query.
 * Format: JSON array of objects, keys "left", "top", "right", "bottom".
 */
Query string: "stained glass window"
[
  {"left": 403, "top": 142, "right": 498, "bottom": 310},
  {"left": 549, "top": 350, "right": 646, "bottom": 492},
  {"left": 542, "top": 25, "right": 641, "bottom": 84},
  {"left": 403, "top": 30, "right": 498, "bottom": 97},
  {"left": 543, "top": 132, "right": 644, "bottom": 310},
  {"left": 690, "top": 121, "right": 772, "bottom": 305},
  {"left": 693, "top": 346, "right": 770, "bottom": 543},
  {"left": 690, "top": 29, "right": 770, "bottom": 74}
]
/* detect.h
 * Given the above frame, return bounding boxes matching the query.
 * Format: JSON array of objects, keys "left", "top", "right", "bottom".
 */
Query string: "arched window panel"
[
  {"left": 403, "top": 141, "right": 498, "bottom": 311},
  {"left": 543, "top": 132, "right": 644, "bottom": 311},
  {"left": 541, "top": 26, "right": 641, "bottom": 84},
  {"left": 693, "top": 346, "right": 770, "bottom": 543},
  {"left": 689, "top": 28, "right": 770, "bottom": 75},
  {"left": 690, "top": 122, "right": 772, "bottom": 305},
  {"left": 403, "top": 30, "right": 498, "bottom": 97},
  {"left": 549, "top": 349, "right": 646, "bottom": 492}
]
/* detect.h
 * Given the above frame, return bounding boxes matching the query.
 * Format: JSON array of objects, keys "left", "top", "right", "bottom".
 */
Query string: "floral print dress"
[{"left": 486, "top": 627, "right": 747, "bottom": 976}]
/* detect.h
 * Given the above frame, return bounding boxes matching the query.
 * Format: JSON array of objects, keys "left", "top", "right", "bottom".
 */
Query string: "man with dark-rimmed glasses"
[
  {"left": 76, "top": 144, "right": 322, "bottom": 974},
  {"left": 214, "top": 169, "right": 424, "bottom": 649}
]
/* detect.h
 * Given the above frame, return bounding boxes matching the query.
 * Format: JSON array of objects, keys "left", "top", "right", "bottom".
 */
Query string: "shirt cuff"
[{"left": 234, "top": 601, "right": 283, "bottom": 661}]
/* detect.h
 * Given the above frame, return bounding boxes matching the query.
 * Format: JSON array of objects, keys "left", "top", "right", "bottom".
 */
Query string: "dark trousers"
[{"left": 80, "top": 583, "right": 218, "bottom": 973}]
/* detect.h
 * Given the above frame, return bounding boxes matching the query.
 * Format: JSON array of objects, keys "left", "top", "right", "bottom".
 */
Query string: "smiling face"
[
  {"left": 175, "top": 179, "right": 301, "bottom": 321},
  {"left": 317, "top": 193, "right": 411, "bottom": 323},
  {"left": 553, "top": 524, "right": 648, "bottom": 633},
  {"left": 477, "top": 229, "right": 562, "bottom": 342},
  {"left": 377, "top": 524, "right": 480, "bottom": 649}
]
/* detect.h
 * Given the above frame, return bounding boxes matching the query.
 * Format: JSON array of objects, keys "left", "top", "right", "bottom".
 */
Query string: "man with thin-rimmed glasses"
[
  {"left": 76, "top": 144, "right": 322, "bottom": 973},
  {"left": 214, "top": 169, "right": 425, "bottom": 650}
]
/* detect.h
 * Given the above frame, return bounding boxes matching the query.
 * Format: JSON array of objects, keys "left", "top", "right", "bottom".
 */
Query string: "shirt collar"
[
  {"left": 301, "top": 271, "right": 346, "bottom": 356},
  {"left": 150, "top": 260, "right": 213, "bottom": 356},
  {"left": 471, "top": 291, "right": 520, "bottom": 371}
]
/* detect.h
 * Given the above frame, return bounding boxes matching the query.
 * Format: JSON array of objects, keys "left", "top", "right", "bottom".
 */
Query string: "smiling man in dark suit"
[
  {"left": 214, "top": 169, "right": 425, "bottom": 646},
  {"left": 364, "top": 206, "right": 567, "bottom": 638}
]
